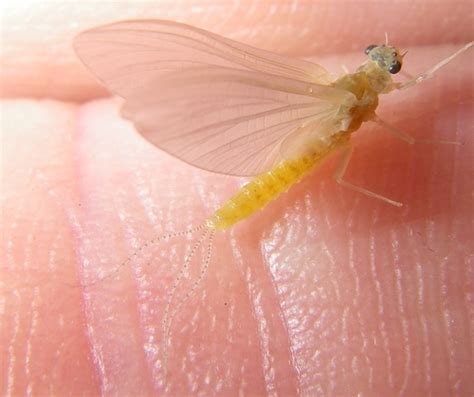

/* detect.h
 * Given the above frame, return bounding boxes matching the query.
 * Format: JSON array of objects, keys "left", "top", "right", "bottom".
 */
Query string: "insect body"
[
  {"left": 74, "top": 20, "right": 472, "bottom": 379},
  {"left": 206, "top": 43, "right": 402, "bottom": 230},
  {"left": 207, "top": 132, "right": 349, "bottom": 230}
]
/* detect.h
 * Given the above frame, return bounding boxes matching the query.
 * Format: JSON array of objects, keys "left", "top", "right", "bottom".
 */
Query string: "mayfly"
[{"left": 74, "top": 19, "right": 472, "bottom": 376}]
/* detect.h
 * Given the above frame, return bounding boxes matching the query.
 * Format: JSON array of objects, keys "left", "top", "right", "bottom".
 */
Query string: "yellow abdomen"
[{"left": 207, "top": 134, "right": 348, "bottom": 230}]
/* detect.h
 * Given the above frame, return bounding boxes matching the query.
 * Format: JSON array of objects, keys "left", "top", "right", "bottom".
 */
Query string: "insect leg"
[
  {"left": 397, "top": 42, "right": 473, "bottom": 90},
  {"left": 334, "top": 144, "right": 403, "bottom": 207},
  {"left": 372, "top": 115, "right": 460, "bottom": 146},
  {"left": 372, "top": 115, "right": 415, "bottom": 144}
]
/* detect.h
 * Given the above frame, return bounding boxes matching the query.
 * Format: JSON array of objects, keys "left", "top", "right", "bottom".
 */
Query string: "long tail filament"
[{"left": 161, "top": 226, "right": 215, "bottom": 380}]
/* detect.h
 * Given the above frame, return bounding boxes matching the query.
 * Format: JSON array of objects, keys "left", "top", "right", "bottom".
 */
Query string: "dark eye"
[
  {"left": 364, "top": 44, "right": 377, "bottom": 54},
  {"left": 388, "top": 61, "right": 402, "bottom": 74}
]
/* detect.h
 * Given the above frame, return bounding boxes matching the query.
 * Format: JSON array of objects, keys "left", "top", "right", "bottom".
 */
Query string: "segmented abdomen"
[{"left": 207, "top": 134, "right": 348, "bottom": 230}]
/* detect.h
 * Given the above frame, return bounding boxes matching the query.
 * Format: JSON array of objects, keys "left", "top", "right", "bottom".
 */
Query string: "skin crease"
[{"left": 1, "top": 1, "right": 473, "bottom": 396}]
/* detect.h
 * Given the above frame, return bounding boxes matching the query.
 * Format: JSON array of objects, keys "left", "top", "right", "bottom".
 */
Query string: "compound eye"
[
  {"left": 365, "top": 44, "right": 377, "bottom": 55},
  {"left": 388, "top": 61, "right": 402, "bottom": 74}
]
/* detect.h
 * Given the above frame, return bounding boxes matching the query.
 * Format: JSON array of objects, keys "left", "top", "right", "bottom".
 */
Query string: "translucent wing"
[{"left": 74, "top": 19, "right": 355, "bottom": 176}]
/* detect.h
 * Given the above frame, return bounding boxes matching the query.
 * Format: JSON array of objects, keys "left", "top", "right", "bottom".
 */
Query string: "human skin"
[{"left": 1, "top": 1, "right": 473, "bottom": 396}]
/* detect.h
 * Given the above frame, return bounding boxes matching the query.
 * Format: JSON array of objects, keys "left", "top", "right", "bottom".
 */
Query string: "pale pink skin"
[{"left": 1, "top": 1, "right": 473, "bottom": 396}]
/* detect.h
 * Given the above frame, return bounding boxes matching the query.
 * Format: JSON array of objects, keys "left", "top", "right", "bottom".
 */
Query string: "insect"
[{"left": 74, "top": 20, "right": 472, "bottom": 378}]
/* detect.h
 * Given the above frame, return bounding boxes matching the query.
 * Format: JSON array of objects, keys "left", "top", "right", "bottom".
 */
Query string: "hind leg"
[{"left": 333, "top": 144, "right": 403, "bottom": 207}]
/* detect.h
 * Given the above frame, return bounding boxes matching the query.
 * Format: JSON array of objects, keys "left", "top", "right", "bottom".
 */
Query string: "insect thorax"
[{"left": 333, "top": 65, "right": 391, "bottom": 133}]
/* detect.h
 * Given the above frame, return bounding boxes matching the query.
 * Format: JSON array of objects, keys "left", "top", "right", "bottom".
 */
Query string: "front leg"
[{"left": 396, "top": 42, "right": 473, "bottom": 90}]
